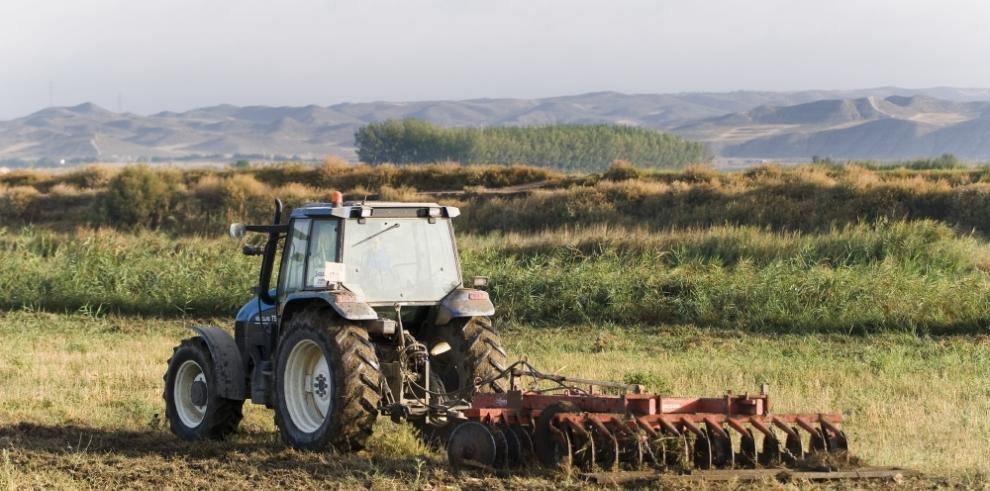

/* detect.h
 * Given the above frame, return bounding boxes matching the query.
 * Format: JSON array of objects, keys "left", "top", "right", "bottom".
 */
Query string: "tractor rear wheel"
[
  {"left": 274, "top": 307, "right": 381, "bottom": 452},
  {"left": 163, "top": 337, "right": 244, "bottom": 440},
  {"left": 427, "top": 316, "right": 508, "bottom": 396}
]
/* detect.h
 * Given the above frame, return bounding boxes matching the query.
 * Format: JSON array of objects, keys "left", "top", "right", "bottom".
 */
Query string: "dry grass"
[
  {"left": 11, "top": 162, "right": 990, "bottom": 236},
  {"left": 0, "top": 312, "right": 986, "bottom": 489}
]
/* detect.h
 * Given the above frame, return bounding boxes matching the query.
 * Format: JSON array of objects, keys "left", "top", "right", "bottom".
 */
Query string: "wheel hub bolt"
[
  {"left": 190, "top": 380, "right": 208, "bottom": 407},
  {"left": 314, "top": 374, "right": 329, "bottom": 398}
]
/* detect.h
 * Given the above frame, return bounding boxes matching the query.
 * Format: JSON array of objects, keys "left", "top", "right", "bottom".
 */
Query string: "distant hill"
[
  {"left": 679, "top": 95, "right": 990, "bottom": 159},
  {"left": 3, "top": 87, "right": 990, "bottom": 165}
]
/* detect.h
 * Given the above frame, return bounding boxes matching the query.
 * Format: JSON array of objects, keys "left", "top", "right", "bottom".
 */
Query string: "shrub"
[
  {"left": 603, "top": 160, "right": 641, "bottom": 181},
  {"left": 99, "top": 166, "right": 180, "bottom": 228},
  {"left": 0, "top": 170, "right": 45, "bottom": 189},
  {"left": 220, "top": 174, "right": 269, "bottom": 220},
  {"left": 0, "top": 186, "right": 42, "bottom": 220},
  {"left": 61, "top": 165, "right": 115, "bottom": 189},
  {"left": 623, "top": 372, "right": 672, "bottom": 394}
]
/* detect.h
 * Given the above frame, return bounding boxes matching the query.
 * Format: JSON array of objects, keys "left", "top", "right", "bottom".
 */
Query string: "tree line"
[{"left": 355, "top": 119, "right": 710, "bottom": 171}]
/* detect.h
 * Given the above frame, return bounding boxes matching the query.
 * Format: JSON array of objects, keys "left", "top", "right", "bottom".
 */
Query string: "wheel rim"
[
  {"left": 174, "top": 360, "right": 207, "bottom": 428},
  {"left": 284, "top": 339, "right": 333, "bottom": 434}
]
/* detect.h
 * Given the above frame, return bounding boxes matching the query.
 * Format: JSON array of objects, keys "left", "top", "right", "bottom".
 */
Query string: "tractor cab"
[
  {"left": 164, "top": 196, "right": 505, "bottom": 452},
  {"left": 276, "top": 200, "right": 469, "bottom": 310}
]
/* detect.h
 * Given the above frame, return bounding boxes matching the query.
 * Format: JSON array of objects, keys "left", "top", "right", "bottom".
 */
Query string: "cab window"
[
  {"left": 278, "top": 218, "right": 310, "bottom": 297},
  {"left": 306, "top": 219, "right": 340, "bottom": 288}
]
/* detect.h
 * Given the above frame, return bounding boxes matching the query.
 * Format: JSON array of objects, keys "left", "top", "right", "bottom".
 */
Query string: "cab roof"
[{"left": 289, "top": 201, "right": 459, "bottom": 219}]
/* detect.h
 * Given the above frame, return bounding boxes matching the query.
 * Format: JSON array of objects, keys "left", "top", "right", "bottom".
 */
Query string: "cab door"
[
  {"left": 276, "top": 218, "right": 342, "bottom": 312},
  {"left": 277, "top": 218, "right": 311, "bottom": 310}
]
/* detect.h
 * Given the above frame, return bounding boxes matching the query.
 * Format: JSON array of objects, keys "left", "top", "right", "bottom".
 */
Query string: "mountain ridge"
[{"left": 3, "top": 87, "right": 990, "bottom": 165}]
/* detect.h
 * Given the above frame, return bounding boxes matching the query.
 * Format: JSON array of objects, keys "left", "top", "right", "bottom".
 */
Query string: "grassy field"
[
  {"left": 3, "top": 162, "right": 990, "bottom": 489},
  {"left": 1, "top": 312, "right": 988, "bottom": 489},
  {"left": 3, "top": 219, "right": 990, "bottom": 333}
]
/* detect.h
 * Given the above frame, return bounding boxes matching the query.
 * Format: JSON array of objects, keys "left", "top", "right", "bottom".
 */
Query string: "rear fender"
[
  {"left": 435, "top": 288, "right": 495, "bottom": 325},
  {"left": 190, "top": 325, "right": 246, "bottom": 400},
  {"left": 282, "top": 291, "right": 378, "bottom": 321}
]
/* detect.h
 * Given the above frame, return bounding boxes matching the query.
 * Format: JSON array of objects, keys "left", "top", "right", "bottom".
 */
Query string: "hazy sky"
[{"left": 2, "top": 0, "right": 989, "bottom": 119}]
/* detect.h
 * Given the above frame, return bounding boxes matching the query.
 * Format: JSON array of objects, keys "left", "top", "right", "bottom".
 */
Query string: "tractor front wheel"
[
  {"left": 163, "top": 337, "right": 244, "bottom": 440},
  {"left": 274, "top": 307, "right": 381, "bottom": 451}
]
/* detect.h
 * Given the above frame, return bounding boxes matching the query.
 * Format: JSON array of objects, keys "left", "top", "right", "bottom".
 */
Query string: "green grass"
[
  {"left": 0, "top": 312, "right": 986, "bottom": 489},
  {"left": 3, "top": 220, "right": 990, "bottom": 333}
]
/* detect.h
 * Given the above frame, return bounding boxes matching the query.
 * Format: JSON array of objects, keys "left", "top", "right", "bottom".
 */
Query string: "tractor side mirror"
[{"left": 229, "top": 223, "right": 246, "bottom": 239}]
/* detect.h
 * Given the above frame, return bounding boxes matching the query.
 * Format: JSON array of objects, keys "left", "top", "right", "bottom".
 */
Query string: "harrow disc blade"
[
  {"left": 591, "top": 426, "right": 619, "bottom": 471},
  {"left": 490, "top": 425, "right": 512, "bottom": 469},
  {"left": 533, "top": 402, "right": 579, "bottom": 468},
  {"left": 509, "top": 425, "right": 534, "bottom": 464},
  {"left": 739, "top": 429, "right": 758, "bottom": 468},
  {"left": 784, "top": 429, "right": 804, "bottom": 466},
  {"left": 568, "top": 423, "right": 595, "bottom": 471},
  {"left": 693, "top": 434, "right": 713, "bottom": 470},
  {"left": 822, "top": 423, "right": 849, "bottom": 455},
  {"left": 670, "top": 433, "right": 691, "bottom": 470},
  {"left": 707, "top": 425, "right": 733, "bottom": 468},
  {"left": 447, "top": 421, "right": 497, "bottom": 471},
  {"left": 549, "top": 427, "right": 573, "bottom": 471},
  {"left": 644, "top": 434, "right": 666, "bottom": 469},
  {"left": 810, "top": 430, "right": 827, "bottom": 453},
  {"left": 618, "top": 434, "right": 645, "bottom": 470},
  {"left": 758, "top": 435, "right": 781, "bottom": 467}
]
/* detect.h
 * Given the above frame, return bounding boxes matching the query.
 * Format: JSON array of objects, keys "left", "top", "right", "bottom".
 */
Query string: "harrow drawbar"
[{"left": 441, "top": 363, "right": 855, "bottom": 477}]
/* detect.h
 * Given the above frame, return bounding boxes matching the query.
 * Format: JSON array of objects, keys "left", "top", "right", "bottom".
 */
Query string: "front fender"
[
  {"left": 435, "top": 288, "right": 495, "bottom": 325},
  {"left": 283, "top": 291, "right": 378, "bottom": 321}
]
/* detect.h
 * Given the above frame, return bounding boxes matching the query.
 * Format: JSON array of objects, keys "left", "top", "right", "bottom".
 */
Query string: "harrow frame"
[{"left": 442, "top": 361, "right": 852, "bottom": 475}]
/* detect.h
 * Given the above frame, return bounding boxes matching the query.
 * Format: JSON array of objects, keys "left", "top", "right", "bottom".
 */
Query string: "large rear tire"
[
  {"left": 427, "top": 316, "right": 508, "bottom": 396},
  {"left": 274, "top": 307, "right": 381, "bottom": 452},
  {"left": 163, "top": 337, "right": 244, "bottom": 440}
]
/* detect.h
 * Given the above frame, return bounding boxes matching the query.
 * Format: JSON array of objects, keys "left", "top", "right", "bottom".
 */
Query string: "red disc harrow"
[{"left": 442, "top": 362, "right": 850, "bottom": 475}]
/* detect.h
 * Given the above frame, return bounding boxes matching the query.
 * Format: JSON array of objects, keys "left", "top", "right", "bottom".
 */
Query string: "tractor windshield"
[{"left": 341, "top": 217, "right": 461, "bottom": 303}]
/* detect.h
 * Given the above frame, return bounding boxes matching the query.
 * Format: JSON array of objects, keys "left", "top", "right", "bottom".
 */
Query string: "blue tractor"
[{"left": 163, "top": 197, "right": 506, "bottom": 451}]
